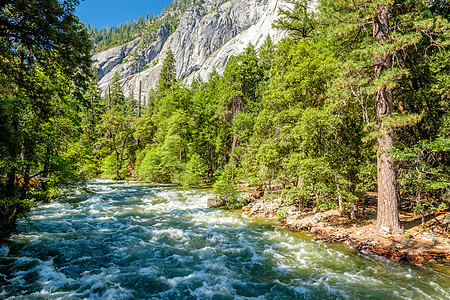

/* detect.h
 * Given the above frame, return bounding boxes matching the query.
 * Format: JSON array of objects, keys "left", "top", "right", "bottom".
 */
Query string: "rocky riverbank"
[{"left": 241, "top": 196, "right": 450, "bottom": 267}]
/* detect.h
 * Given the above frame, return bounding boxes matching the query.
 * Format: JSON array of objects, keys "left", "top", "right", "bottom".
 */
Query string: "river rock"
[
  {"left": 443, "top": 213, "right": 450, "bottom": 231},
  {"left": 312, "top": 212, "right": 323, "bottom": 224},
  {"left": 207, "top": 197, "right": 223, "bottom": 208},
  {"left": 423, "top": 233, "right": 437, "bottom": 245},
  {"left": 416, "top": 256, "right": 425, "bottom": 263},
  {"left": 381, "top": 226, "right": 391, "bottom": 236}
]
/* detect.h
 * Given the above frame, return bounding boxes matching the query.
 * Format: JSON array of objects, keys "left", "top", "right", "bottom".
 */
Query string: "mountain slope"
[{"left": 92, "top": 0, "right": 291, "bottom": 99}]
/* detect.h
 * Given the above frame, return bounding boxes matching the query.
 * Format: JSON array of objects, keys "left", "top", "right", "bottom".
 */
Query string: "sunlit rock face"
[{"left": 92, "top": 0, "right": 292, "bottom": 99}]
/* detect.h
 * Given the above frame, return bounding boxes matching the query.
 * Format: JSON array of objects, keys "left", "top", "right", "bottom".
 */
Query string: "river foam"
[{"left": 1, "top": 181, "right": 449, "bottom": 299}]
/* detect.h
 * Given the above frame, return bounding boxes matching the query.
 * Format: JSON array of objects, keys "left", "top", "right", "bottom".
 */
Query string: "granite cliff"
[{"left": 92, "top": 0, "right": 291, "bottom": 99}]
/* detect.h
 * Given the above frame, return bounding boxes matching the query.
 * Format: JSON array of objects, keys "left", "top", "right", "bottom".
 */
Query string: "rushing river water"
[{"left": 0, "top": 181, "right": 449, "bottom": 299}]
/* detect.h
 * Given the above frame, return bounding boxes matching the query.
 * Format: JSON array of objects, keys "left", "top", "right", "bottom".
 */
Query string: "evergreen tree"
[
  {"left": 110, "top": 72, "right": 126, "bottom": 109},
  {"left": 157, "top": 49, "right": 177, "bottom": 95},
  {"left": 190, "top": 70, "right": 224, "bottom": 179},
  {"left": 77, "top": 72, "right": 106, "bottom": 177},
  {"left": 274, "top": 0, "right": 318, "bottom": 40},
  {"left": 96, "top": 109, "right": 136, "bottom": 179},
  {"left": 258, "top": 35, "right": 275, "bottom": 79},
  {"left": 219, "top": 44, "right": 263, "bottom": 154}
]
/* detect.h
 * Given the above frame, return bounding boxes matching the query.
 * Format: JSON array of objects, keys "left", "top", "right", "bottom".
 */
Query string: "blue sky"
[{"left": 76, "top": 0, "right": 174, "bottom": 29}]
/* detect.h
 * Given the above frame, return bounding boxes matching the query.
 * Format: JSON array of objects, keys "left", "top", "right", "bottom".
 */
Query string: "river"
[{"left": 0, "top": 181, "right": 449, "bottom": 299}]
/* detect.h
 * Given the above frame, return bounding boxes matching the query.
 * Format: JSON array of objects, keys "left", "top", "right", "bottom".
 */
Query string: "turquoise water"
[{"left": 0, "top": 180, "right": 449, "bottom": 299}]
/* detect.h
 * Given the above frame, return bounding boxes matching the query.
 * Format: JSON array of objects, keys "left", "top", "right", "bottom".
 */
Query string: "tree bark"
[
  {"left": 297, "top": 175, "right": 303, "bottom": 211},
  {"left": 350, "top": 203, "right": 356, "bottom": 221},
  {"left": 231, "top": 135, "right": 238, "bottom": 153},
  {"left": 419, "top": 190, "right": 425, "bottom": 226},
  {"left": 20, "top": 164, "right": 30, "bottom": 200},
  {"left": 230, "top": 98, "right": 241, "bottom": 153},
  {"left": 335, "top": 174, "right": 343, "bottom": 211},
  {"left": 373, "top": 5, "right": 402, "bottom": 234},
  {"left": 138, "top": 81, "right": 142, "bottom": 120}
]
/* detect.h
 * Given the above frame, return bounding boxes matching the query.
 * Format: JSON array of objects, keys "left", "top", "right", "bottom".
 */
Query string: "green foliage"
[
  {"left": 395, "top": 138, "right": 450, "bottom": 215},
  {"left": 273, "top": 0, "right": 319, "bottom": 40},
  {"left": 0, "top": 0, "right": 92, "bottom": 240},
  {"left": 249, "top": 38, "right": 368, "bottom": 210},
  {"left": 212, "top": 179, "right": 243, "bottom": 210},
  {"left": 100, "top": 154, "right": 119, "bottom": 179},
  {"left": 213, "top": 165, "right": 244, "bottom": 210},
  {"left": 157, "top": 49, "right": 177, "bottom": 95},
  {"left": 281, "top": 187, "right": 302, "bottom": 206},
  {"left": 96, "top": 108, "right": 137, "bottom": 179},
  {"left": 137, "top": 146, "right": 170, "bottom": 183},
  {"left": 276, "top": 209, "right": 288, "bottom": 222},
  {"left": 179, "top": 153, "right": 208, "bottom": 188},
  {"left": 85, "top": 1, "right": 448, "bottom": 223},
  {"left": 110, "top": 72, "right": 126, "bottom": 109},
  {"left": 0, "top": 196, "right": 34, "bottom": 240}
]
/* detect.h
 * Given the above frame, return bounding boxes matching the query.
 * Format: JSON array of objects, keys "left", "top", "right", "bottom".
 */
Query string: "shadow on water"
[{"left": 1, "top": 180, "right": 449, "bottom": 299}]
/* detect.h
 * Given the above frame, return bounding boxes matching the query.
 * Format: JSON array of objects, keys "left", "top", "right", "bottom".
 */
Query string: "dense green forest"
[
  {"left": 0, "top": 0, "right": 92, "bottom": 239},
  {"left": 1, "top": 0, "right": 449, "bottom": 240}
]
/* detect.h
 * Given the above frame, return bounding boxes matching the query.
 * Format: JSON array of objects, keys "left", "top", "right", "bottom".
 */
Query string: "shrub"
[
  {"left": 213, "top": 164, "right": 244, "bottom": 210},
  {"left": 276, "top": 209, "right": 288, "bottom": 222}
]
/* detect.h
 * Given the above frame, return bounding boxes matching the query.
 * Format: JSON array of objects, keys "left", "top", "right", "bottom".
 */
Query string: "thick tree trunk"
[
  {"left": 231, "top": 135, "right": 238, "bottom": 152},
  {"left": 350, "top": 203, "right": 356, "bottom": 221},
  {"left": 376, "top": 124, "right": 401, "bottom": 232},
  {"left": 373, "top": 5, "right": 402, "bottom": 234}
]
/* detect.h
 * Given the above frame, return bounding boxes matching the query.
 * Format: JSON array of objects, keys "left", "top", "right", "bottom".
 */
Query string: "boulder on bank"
[
  {"left": 207, "top": 197, "right": 224, "bottom": 208},
  {"left": 444, "top": 213, "right": 450, "bottom": 232},
  {"left": 243, "top": 199, "right": 285, "bottom": 218}
]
